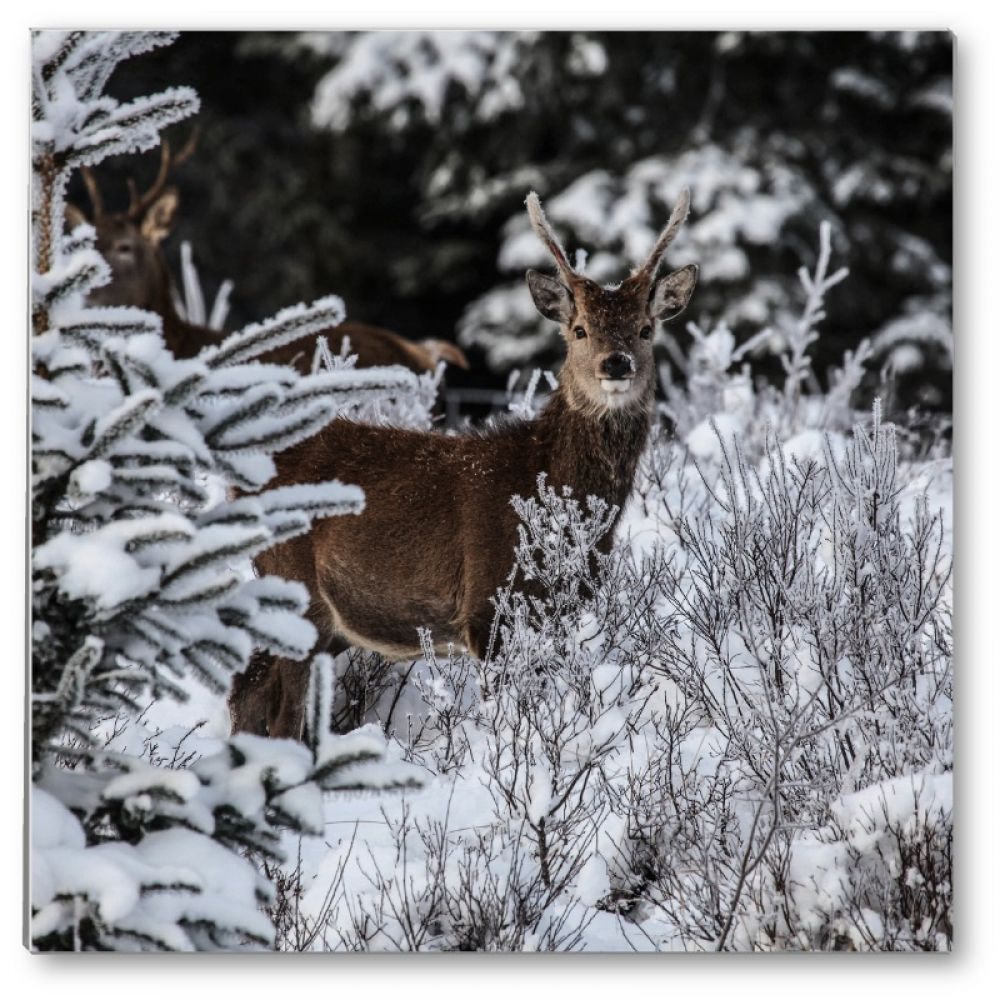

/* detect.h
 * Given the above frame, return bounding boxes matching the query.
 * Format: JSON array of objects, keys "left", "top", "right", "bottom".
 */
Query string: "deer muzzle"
[{"left": 599, "top": 352, "right": 635, "bottom": 392}]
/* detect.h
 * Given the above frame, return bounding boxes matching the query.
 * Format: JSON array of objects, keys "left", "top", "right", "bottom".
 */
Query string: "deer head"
[
  {"left": 525, "top": 189, "right": 698, "bottom": 415},
  {"left": 66, "top": 131, "right": 197, "bottom": 311}
]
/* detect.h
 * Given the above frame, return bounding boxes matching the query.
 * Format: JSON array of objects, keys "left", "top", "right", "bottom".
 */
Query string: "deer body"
[
  {"left": 231, "top": 188, "right": 698, "bottom": 739},
  {"left": 260, "top": 387, "right": 651, "bottom": 656}
]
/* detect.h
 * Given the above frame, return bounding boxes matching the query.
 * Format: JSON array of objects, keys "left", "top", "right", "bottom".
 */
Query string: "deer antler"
[
  {"left": 525, "top": 191, "right": 577, "bottom": 285},
  {"left": 634, "top": 187, "right": 691, "bottom": 284},
  {"left": 127, "top": 126, "right": 200, "bottom": 219},
  {"left": 80, "top": 167, "right": 104, "bottom": 220}
]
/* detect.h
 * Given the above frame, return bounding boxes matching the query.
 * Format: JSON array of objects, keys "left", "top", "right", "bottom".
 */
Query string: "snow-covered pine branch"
[
  {"left": 31, "top": 694, "right": 420, "bottom": 951},
  {"left": 30, "top": 30, "right": 422, "bottom": 952}
]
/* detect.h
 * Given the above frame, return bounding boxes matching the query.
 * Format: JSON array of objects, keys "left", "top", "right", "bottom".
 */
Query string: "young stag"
[
  {"left": 68, "top": 139, "right": 468, "bottom": 375},
  {"left": 230, "top": 188, "right": 698, "bottom": 739}
]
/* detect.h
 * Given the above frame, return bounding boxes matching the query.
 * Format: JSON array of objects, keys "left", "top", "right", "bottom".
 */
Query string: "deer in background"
[
  {"left": 229, "top": 188, "right": 699, "bottom": 738},
  {"left": 67, "top": 136, "right": 469, "bottom": 375}
]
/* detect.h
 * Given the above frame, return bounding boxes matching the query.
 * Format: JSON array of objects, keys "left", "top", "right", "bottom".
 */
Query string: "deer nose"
[{"left": 601, "top": 353, "right": 633, "bottom": 379}]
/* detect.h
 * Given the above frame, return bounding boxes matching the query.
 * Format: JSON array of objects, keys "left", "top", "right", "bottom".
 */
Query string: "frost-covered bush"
[
  {"left": 655, "top": 221, "right": 869, "bottom": 455},
  {"left": 297, "top": 405, "right": 950, "bottom": 952},
  {"left": 612, "top": 405, "right": 952, "bottom": 950},
  {"left": 291, "top": 486, "right": 656, "bottom": 952},
  {"left": 174, "top": 240, "right": 233, "bottom": 331},
  {"left": 30, "top": 30, "right": 422, "bottom": 951},
  {"left": 310, "top": 330, "right": 440, "bottom": 430}
]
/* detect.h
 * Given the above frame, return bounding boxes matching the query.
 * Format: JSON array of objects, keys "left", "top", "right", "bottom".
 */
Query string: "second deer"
[
  {"left": 230, "top": 188, "right": 698, "bottom": 738},
  {"left": 68, "top": 136, "right": 469, "bottom": 376}
]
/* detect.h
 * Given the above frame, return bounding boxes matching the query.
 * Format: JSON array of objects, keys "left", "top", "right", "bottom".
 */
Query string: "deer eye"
[
  {"left": 639, "top": 325, "right": 653, "bottom": 341},
  {"left": 573, "top": 326, "right": 587, "bottom": 340}
]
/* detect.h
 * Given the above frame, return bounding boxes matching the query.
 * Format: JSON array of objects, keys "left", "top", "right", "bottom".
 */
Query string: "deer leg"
[
  {"left": 230, "top": 582, "right": 351, "bottom": 740},
  {"left": 267, "top": 657, "right": 311, "bottom": 740},
  {"left": 463, "top": 614, "right": 495, "bottom": 662},
  {"left": 228, "top": 648, "right": 276, "bottom": 736},
  {"left": 267, "top": 631, "right": 351, "bottom": 741}
]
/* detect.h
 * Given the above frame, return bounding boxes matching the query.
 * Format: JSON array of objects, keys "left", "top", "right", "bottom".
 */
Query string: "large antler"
[
  {"left": 634, "top": 187, "right": 691, "bottom": 284},
  {"left": 127, "top": 127, "right": 199, "bottom": 220},
  {"left": 525, "top": 191, "right": 577, "bottom": 286}
]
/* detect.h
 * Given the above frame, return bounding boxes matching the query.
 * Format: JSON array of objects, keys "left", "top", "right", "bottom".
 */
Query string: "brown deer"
[
  {"left": 67, "top": 138, "right": 469, "bottom": 375},
  {"left": 229, "top": 188, "right": 698, "bottom": 739}
]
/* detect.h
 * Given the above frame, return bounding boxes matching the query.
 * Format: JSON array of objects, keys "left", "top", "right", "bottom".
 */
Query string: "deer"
[
  {"left": 66, "top": 137, "right": 469, "bottom": 376},
  {"left": 228, "top": 187, "right": 698, "bottom": 739}
]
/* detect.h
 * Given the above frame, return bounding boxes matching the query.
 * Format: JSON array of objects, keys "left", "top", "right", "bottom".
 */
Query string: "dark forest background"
[{"left": 74, "top": 30, "right": 952, "bottom": 411}]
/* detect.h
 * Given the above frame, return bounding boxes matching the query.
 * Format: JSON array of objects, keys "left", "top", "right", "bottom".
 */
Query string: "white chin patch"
[{"left": 600, "top": 379, "right": 633, "bottom": 394}]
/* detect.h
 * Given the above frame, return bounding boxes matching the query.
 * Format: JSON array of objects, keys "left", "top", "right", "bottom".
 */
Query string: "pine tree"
[{"left": 30, "top": 30, "right": 420, "bottom": 951}]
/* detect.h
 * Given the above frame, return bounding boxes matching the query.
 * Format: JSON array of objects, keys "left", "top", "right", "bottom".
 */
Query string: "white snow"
[
  {"left": 311, "top": 32, "right": 531, "bottom": 130},
  {"left": 35, "top": 513, "right": 193, "bottom": 609}
]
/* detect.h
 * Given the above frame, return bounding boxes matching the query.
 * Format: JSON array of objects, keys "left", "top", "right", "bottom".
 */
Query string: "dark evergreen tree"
[{"left": 91, "top": 31, "right": 950, "bottom": 412}]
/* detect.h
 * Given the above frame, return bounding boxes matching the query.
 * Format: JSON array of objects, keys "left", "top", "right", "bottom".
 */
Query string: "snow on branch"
[
  {"left": 205, "top": 296, "right": 346, "bottom": 368},
  {"left": 30, "top": 31, "right": 427, "bottom": 952}
]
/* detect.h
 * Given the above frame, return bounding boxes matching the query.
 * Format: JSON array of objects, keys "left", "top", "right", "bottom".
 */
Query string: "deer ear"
[
  {"left": 650, "top": 264, "right": 698, "bottom": 321},
  {"left": 141, "top": 187, "right": 180, "bottom": 245},
  {"left": 526, "top": 269, "right": 574, "bottom": 323},
  {"left": 64, "top": 203, "right": 88, "bottom": 232}
]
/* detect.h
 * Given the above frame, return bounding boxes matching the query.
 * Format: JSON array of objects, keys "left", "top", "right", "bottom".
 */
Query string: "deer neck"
[{"left": 537, "top": 380, "right": 653, "bottom": 523}]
